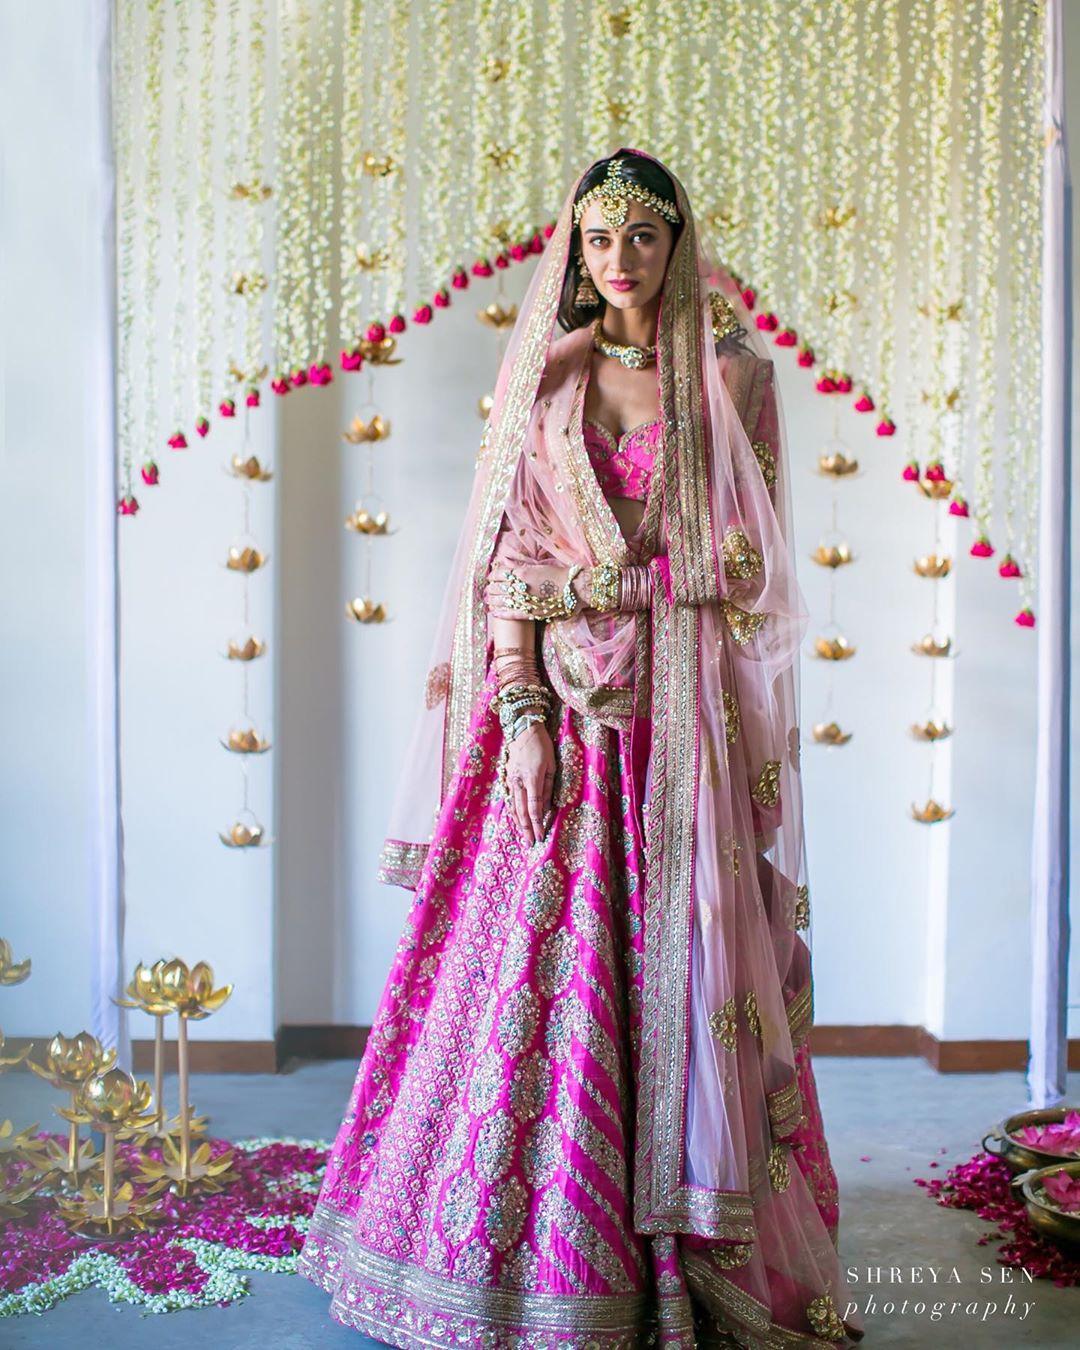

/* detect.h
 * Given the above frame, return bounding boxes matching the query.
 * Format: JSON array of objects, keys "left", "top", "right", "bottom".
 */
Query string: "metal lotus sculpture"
[
  {"left": 0, "top": 938, "right": 31, "bottom": 986},
  {"left": 0, "top": 1119, "right": 56, "bottom": 1219},
  {"left": 138, "top": 961, "right": 234, "bottom": 1193},
  {"left": 346, "top": 596, "right": 389, "bottom": 624},
  {"left": 219, "top": 811, "right": 272, "bottom": 848},
  {"left": 911, "top": 798, "right": 956, "bottom": 824},
  {"left": 812, "top": 721, "right": 853, "bottom": 747},
  {"left": 813, "top": 634, "right": 856, "bottom": 661},
  {"left": 229, "top": 454, "right": 273, "bottom": 482},
  {"left": 29, "top": 1032, "right": 117, "bottom": 1182},
  {"left": 0, "top": 1026, "right": 31, "bottom": 1072},
  {"left": 115, "top": 960, "right": 174, "bottom": 1138},
  {"left": 56, "top": 1067, "right": 164, "bottom": 1236}
]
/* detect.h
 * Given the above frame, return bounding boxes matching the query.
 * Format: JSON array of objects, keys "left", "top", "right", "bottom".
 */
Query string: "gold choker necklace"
[{"left": 591, "top": 317, "right": 656, "bottom": 370}]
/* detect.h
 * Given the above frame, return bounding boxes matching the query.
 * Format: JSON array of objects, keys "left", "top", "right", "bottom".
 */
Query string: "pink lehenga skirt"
[{"left": 298, "top": 660, "right": 842, "bottom": 1347}]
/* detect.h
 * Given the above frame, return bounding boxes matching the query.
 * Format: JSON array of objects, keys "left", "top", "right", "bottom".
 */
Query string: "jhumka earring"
[{"left": 574, "top": 253, "right": 599, "bottom": 307}]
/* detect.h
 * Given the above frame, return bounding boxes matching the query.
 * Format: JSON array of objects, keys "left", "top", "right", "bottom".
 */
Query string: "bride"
[{"left": 299, "top": 148, "right": 865, "bottom": 1348}]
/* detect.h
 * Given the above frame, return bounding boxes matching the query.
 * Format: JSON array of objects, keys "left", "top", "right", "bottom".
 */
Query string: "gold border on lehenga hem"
[{"left": 377, "top": 838, "right": 429, "bottom": 887}]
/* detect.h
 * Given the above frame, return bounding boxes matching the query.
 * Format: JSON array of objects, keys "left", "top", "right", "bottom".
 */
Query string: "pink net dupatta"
[{"left": 376, "top": 147, "right": 863, "bottom": 1345}]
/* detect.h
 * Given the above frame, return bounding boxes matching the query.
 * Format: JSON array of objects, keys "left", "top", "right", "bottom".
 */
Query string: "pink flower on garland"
[
  {"left": 339, "top": 350, "right": 363, "bottom": 373},
  {"left": 529, "top": 232, "right": 544, "bottom": 254},
  {"left": 117, "top": 494, "right": 140, "bottom": 515},
  {"left": 854, "top": 393, "right": 875, "bottom": 413},
  {"left": 774, "top": 328, "right": 797, "bottom": 347},
  {"left": 815, "top": 374, "right": 838, "bottom": 394},
  {"left": 970, "top": 535, "right": 994, "bottom": 558},
  {"left": 510, "top": 243, "right": 527, "bottom": 262},
  {"left": 949, "top": 497, "right": 970, "bottom": 517},
  {"left": 543, "top": 222, "right": 556, "bottom": 239},
  {"left": 167, "top": 431, "right": 188, "bottom": 449},
  {"left": 290, "top": 367, "right": 308, "bottom": 387},
  {"left": 219, "top": 397, "right": 236, "bottom": 418},
  {"left": 1015, "top": 608, "right": 1036, "bottom": 628},
  {"left": 924, "top": 460, "right": 946, "bottom": 482},
  {"left": 876, "top": 417, "right": 896, "bottom": 436},
  {"left": 388, "top": 313, "right": 406, "bottom": 334},
  {"left": 246, "top": 389, "right": 260, "bottom": 408},
  {"left": 141, "top": 461, "right": 159, "bottom": 485},
  {"left": 834, "top": 373, "right": 853, "bottom": 394},
  {"left": 740, "top": 286, "right": 756, "bottom": 309},
  {"left": 797, "top": 346, "right": 815, "bottom": 368},
  {"left": 195, "top": 416, "right": 210, "bottom": 438},
  {"left": 756, "top": 311, "right": 779, "bottom": 332},
  {"left": 433, "top": 288, "right": 450, "bottom": 308},
  {"left": 271, "top": 376, "right": 291, "bottom": 395},
  {"left": 412, "top": 303, "right": 433, "bottom": 325},
  {"left": 902, "top": 461, "right": 920, "bottom": 482},
  {"left": 998, "top": 554, "right": 1022, "bottom": 578},
  {"left": 366, "top": 322, "right": 386, "bottom": 343},
  {"left": 494, "top": 252, "right": 509, "bottom": 269},
  {"left": 451, "top": 268, "right": 470, "bottom": 289},
  {"left": 309, "top": 362, "right": 333, "bottom": 386}
]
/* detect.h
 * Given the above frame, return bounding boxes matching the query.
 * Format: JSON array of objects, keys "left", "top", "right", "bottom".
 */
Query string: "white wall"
[{"left": 1, "top": 4, "right": 1074, "bottom": 1054}]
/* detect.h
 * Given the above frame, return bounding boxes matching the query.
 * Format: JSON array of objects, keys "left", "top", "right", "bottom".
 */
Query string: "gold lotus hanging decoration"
[
  {"left": 342, "top": 414, "right": 391, "bottom": 444},
  {"left": 910, "top": 719, "right": 954, "bottom": 741},
  {"left": 219, "top": 812, "right": 272, "bottom": 848},
  {"left": 911, "top": 633, "right": 954, "bottom": 658},
  {"left": 229, "top": 178, "right": 272, "bottom": 202},
  {"left": 914, "top": 553, "right": 952, "bottom": 578},
  {"left": 813, "top": 635, "right": 856, "bottom": 661},
  {"left": 56, "top": 1068, "right": 165, "bottom": 1236},
  {"left": 817, "top": 204, "right": 857, "bottom": 230},
  {"left": 477, "top": 302, "right": 518, "bottom": 330},
  {"left": 135, "top": 962, "right": 234, "bottom": 1195},
  {"left": 346, "top": 597, "right": 389, "bottom": 624},
  {"left": 226, "top": 636, "right": 266, "bottom": 661},
  {"left": 812, "top": 722, "right": 853, "bottom": 746},
  {"left": 228, "top": 271, "right": 268, "bottom": 298},
  {"left": 811, "top": 542, "right": 855, "bottom": 569},
  {"left": 346, "top": 504, "right": 392, "bottom": 535},
  {"left": 359, "top": 333, "right": 401, "bottom": 365},
  {"left": 29, "top": 1032, "right": 117, "bottom": 1182},
  {"left": 916, "top": 473, "right": 954, "bottom": 500},
  {"left": 226, "top": 544, "right": 269, "bottom": 573},
  {"left": 361, "top": 150, "right": 397, "bottom": 178},
  {"left": 911, "top": 799, "right": 956, "bottom": 824},
  {"left": 0, "top": 939, "right": 31, "bottom": 985},
  {"left": 229, "top": 454, "right": 273, "bottom": 482},
  {"left": 817, "top": 451, "right": 860, "bottom": 477},
  {"left": 220, "top": 726, "right": 272, "bottom": 754}
]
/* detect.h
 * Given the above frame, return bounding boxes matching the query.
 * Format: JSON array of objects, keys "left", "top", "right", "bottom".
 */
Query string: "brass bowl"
[
  {"left": 983, "top": 1107, "right": 1080, "bottom": 1175},
  {"left": 1014, "top": 1159, "right": 1080, "bottom": 1250}
]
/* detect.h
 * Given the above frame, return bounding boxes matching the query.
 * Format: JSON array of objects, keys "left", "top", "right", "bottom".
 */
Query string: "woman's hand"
[
  {"left": 485, "top": 563, "right": 592, "bottom": 619},
  {"left": 504, "top": 721, "right": 556, "bottom": 846}
]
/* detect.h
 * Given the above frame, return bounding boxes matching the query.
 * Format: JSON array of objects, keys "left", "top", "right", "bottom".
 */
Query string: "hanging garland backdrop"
[{"left": 113, "top": 0, "right": 1046, "bottom": 624}]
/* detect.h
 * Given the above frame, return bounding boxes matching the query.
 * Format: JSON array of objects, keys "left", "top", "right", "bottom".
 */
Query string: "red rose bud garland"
[
  {"left": 902, "top": 461, "right": 920, "bottom": 482},
  {"left": 924, "top": 460, "right": 946, "bottom": 482},
  {"left": 195, "top": 416, "right": 210, "bottom": 438},
  {"left": 494, "top": 252, "right": 509, "bottom": 269},
  {"left": 219, "top": 398, "right": 236, "bottom": 418},
  {"left": 271, "top": 375, "right": 291, "bottom": 394},
  {"left": 117, "top": 494, "right": 140, "bottom": 515},
  {"left": 246, "top": 389, "right": 260, "bottom": 408},
  {"left": 1015, "top": 608, "right": 1036, "bottom": 628},
  {"left": 815, "top": 373, "right": 838, "bottom": 394},
  {"left": 740, "top": 286, "right": 756, "bottom": 309},
  {"left": 339, "top": 349, "right": 363, "bottom": 372},
  {"left": 308, "top": 362, "right": 333, "bottom": 386},
  {"left": 755, "top": 311, "right": 779, "bottom": 332},
  {"left": 797, "top": 345, "right": 815, "bottom": 368},
  {"left": 949, "top": 497, "right": 970, "bottom": 517},
  {"left": 970, "top": 535, "right": 994, "bottom": 558},
  {"left": 854, "top": 393, "right": 875, "bottom": 412},
  {"left": 141, "top": 461, "right": 160, "bottom": 486},
  {"left": 365, "top": 322, "right": 386, "bottom": 343},
  {"left": 412, "top": 303, "right": 433, "bottom": 324},
  {"left": 433, "top": 289, "right": 450, "bottom": 309},
  {"left": 998, "top": 554, "right": 1022, "bottom": 578},
  {"left": 834, "top": 373, "right": 853, "bottom": 393},
  {"left": 388, "top": 313, "right": 406, "bottom": 334},
  {"left": 289, "top": 367, "right": 308, "bottom": 388},
  {"left": 876, "top": 417, "right": 896, "bottom": 436},
  {"left": 774, "top": 328, "right": 797, "bottom": 347},
  {"left": 451, "top": 268, "right": 469, "bottom": 290},
  {"left": 471, "top": 258, "right": 493, "bottom": 278}
]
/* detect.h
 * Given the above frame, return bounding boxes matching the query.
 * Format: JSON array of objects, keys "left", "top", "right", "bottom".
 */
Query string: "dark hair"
[{"left": 556, "top": 153, "right": 684, "bottom": 334}]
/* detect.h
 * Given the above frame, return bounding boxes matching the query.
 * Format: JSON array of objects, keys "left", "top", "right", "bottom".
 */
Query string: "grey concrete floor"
[{"left": 1, "top": 1057, "right": 1078, "bottom": 1348}]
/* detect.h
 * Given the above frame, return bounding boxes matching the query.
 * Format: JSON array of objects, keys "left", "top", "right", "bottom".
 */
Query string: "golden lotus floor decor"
[{"left": 0, "top": 1136, "right": 329, "bottom": 1316}]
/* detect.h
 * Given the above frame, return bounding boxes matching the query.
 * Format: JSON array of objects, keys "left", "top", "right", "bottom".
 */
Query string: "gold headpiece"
[{"left": 573, "top": 158, "right": 681, "bottom": 229}]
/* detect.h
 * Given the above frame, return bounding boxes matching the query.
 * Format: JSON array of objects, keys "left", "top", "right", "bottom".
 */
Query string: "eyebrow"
[{"left": 584, "top": 220, "right": 659, "bottom": 235}]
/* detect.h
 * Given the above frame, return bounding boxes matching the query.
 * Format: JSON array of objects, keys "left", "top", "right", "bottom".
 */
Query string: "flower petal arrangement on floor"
[
  {"left": 916, "top": 1147, "right": 1080, "bottom": 1287},
  {"left": 0, "top": 1136, "right": 329, "bottom": 1316}
]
